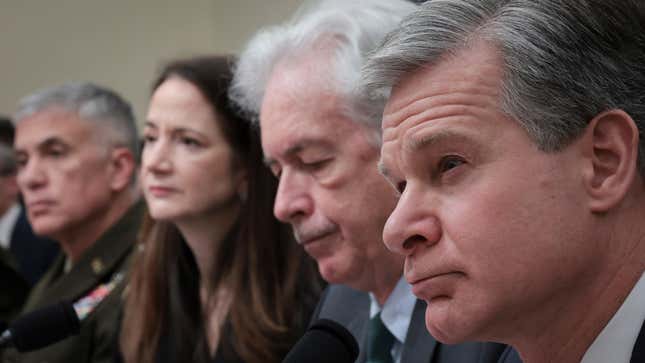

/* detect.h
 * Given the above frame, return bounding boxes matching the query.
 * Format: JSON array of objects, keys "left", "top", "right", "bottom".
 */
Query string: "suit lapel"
[
  {"left": 353, "top": 305, "right": 369, "bottom": 363},
  {"left": 631, "top": 319, "right": 645, "bottom": 363},
  {"left": 400, "top": 299, "right": 437, "bottom": 363}
]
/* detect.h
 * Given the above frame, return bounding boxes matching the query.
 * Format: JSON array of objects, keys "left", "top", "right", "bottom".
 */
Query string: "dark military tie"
[{"left": 366, "top": 312, "right": 395, "bottom": 363}]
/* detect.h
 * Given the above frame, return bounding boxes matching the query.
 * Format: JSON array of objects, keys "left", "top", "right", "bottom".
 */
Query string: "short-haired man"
[
  {"left": 362, "top": 1, "right": 645, "bottom": 362},
  {"left": 0, "top": 120, "right": 59, "bottom": 287},
  {"left": 231, "top": 1, "right": 505, "bottom": 362},
  {"left": 0, "top": 144, "right": 29, "bottom": 323},
  {"left": 3, "top": 82, "right": 142, "bottom": 363}
]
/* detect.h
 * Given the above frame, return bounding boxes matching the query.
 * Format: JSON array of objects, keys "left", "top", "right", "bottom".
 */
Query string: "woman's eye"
[
  {"left": 181, "top": 137, "right": 201, "bottom": 147},
  {"left": 142, "top": 134, "right": 157, "bottom": 143},
  {"left": 438, "top": 155, "right": 465, "bottom": 173}
]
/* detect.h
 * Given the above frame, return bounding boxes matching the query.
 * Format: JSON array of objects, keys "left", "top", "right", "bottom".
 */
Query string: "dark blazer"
[
  {"left": 2, "top": 202, "right": 143, "bottom": 363},
  {"left": 9, "top": 207, "right": 59, "bottom": 286},
  {"left": 311, "top": 284, "right": 506, "bottom": 363},
  {"left": 0, "top": 248, "right": 28, "bottom": 323}
]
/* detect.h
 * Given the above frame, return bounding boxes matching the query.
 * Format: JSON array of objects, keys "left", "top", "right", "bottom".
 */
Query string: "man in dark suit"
[
  {"left": 362, "top": 0, "right": 645, "bottom": 362},
  {"left": 0, "top": 246, "right": 28, "bottom": 323},
  {"left": 0, "top": 136, "right": 59, "bottom": 287},
  {"left": 231, "top": 1, "right": 505, "bottom": 362},
  {"left": 2, "top": 82, "right": 141, "bottom": 363}
]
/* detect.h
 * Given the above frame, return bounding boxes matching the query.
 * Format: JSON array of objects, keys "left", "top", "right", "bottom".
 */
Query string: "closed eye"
[{"left": 302, "top": 159, "right": 331, "bottom": 171}]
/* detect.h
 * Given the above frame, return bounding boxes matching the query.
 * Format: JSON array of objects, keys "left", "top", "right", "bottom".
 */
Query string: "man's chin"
[
  {"left": 424, "top": 298, "right": 472, "bottom": 344},
  {"left": 31, "top": 219, "right": 64, "bottom": 238},
  {"left": 317, "top": 258, "right": 349, "bottom": 285}
]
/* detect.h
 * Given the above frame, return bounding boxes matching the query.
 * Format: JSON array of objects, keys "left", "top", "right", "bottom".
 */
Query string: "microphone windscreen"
[
  {"left": 10, "top": 301, "right": 80, "bottom": 352},
  {"left": 283, "top": 319, "right": 359, "bottom": 363}
]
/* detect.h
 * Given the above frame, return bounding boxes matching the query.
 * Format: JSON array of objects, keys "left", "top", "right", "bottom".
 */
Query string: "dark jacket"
[
  {"left": 2, "top": 202, "right": 143, "bottom": 363},
  {"left": 0, "top": 248, "right": 28, "bottom": 323},
  {"left": 311, "top": 284, "right": 507, "bottom": 363}
]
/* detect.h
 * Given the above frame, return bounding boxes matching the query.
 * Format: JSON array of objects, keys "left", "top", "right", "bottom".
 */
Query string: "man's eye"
[
  {"left": 47, "top": 148, "right": 66, "bottom": 158},
  {"left": 397, "top": 180, "right": 407, "bottom": 195},
  {"left": 302, "top": 159, "right": 330, "bottom": 171},
  {"left": 437, "top": 155, "right": 465, "bottom": 173},
  {"left": 270, "top": 165, "right": 282, "bottom": 179},
  {"left": 16, "top": 156, "right": 27, "bottom": 168}
]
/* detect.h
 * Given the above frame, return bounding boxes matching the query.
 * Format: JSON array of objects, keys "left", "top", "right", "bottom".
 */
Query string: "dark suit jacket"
[
  {"left": 9, "top": 207, "right": 59, "bottom": 286},
  {"left": 0, "top": 248, "right": 28, "bottom": 323},
  {"left": 311, "top": 284, "right": 506, "bottom": 363},
  {"left": 2, "top": 202, "right": 143, "bottom": 363}
]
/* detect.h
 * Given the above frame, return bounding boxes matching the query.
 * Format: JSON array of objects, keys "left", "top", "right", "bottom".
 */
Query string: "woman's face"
[{"left": 141, "top": 76, "right": 244, "bottom": 223}]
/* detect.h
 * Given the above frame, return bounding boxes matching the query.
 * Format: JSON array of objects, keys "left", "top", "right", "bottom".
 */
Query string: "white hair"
[{"left": 230, "top": 0, "right": 418, "bottom": 131}]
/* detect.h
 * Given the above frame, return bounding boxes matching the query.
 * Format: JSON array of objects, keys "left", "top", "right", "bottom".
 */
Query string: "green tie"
[{"left": 366, "top": 312, "right": 395, "bottom": 363}]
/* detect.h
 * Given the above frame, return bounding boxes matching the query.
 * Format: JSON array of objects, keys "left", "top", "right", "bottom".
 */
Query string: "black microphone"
[
  {"left": 0, "top": 301, "right": 80, "bottom": 352},
  {"left": 283, "top": 319, "right": 359, "bottom": 363}
]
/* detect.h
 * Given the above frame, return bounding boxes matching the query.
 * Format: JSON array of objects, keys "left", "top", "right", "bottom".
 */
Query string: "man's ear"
[
  {"left": 581, "top": 109, "right": 639, "bottom": 212},
  {"left": 109, "top": 148, "right": 136, "bottom": 192}
]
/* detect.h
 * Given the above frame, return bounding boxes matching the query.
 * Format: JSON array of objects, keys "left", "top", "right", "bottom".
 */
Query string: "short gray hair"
[
  {"left": 14, "top": 82, "right": 139, "bottom": 162},
  {"left": 230, "top": 0, "right": 417, "bottom": 130},
  {"left": 363, "top": 0, "right": 645, "bottom": 174}
]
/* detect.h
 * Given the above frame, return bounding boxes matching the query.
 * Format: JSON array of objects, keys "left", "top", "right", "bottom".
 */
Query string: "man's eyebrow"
[
  {"left": 39, "top": 136, "right": 69, "bottom": 150},
  {"left": 263, "top": 138, "right": 335, "bottom": 167},
  {"left": 263, "top": 143, "right": 304, "bottom": 167},
  {"left": 404, "top": 130, "right": 472, "bottom": 152}
]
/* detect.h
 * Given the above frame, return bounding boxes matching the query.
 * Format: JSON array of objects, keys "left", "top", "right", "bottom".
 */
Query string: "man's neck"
[
  {"left": 511, "top": 241, "right": 645, "bottom": 363},
  {"left": 57, "top": 193, "right": 136, "bottom": 263}
]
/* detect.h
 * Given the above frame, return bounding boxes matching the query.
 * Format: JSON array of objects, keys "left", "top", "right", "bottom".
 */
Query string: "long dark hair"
[{"left": 120, "top": 55, "right": 321, "bottom": 363}]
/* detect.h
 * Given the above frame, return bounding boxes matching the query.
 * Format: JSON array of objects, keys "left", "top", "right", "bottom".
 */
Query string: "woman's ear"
[{"left": 581, "top": 109, "right": 639, "bottom": 212}]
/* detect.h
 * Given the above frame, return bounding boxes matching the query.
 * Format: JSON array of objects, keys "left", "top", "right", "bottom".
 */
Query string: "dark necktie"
[
  {"left": 366, "top": 312, "right": 395, "bottom": 363},
  {"left": 631, "top": 319, "right": 645, "bottom": 363}
]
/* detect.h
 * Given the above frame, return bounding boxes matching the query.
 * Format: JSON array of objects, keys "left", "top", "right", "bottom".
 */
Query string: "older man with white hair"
[{"left": 231, "top": 1, "right": 506, "bottom": 362}]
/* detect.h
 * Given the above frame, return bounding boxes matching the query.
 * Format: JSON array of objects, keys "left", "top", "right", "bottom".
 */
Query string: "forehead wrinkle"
[
  {"left": 385, "top": 79, "right": 500, "bottom": 129},
  {"left": 402, "top": 120, "right": 480, "bottom": 154}
]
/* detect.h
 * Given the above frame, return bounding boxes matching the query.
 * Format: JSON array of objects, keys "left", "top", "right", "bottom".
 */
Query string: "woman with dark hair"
[{"left": 119, "top": 55, "right": 321, "bottom": 363}]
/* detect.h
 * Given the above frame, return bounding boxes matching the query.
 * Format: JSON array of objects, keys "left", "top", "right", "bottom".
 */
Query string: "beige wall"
[{"left": 0, "top": 0, "right": 302, "bottom": 125}]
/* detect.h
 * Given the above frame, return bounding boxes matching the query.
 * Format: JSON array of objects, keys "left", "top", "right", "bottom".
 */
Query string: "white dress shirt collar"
[
  {"left": 0, "top": 203, "right": 21, "bottom": 249},
  {"left": 369, "top": 276, "right": 417, "bottom": 362},
  {"left": 581, "top": 272, "right": 645, "bottom": 363}
]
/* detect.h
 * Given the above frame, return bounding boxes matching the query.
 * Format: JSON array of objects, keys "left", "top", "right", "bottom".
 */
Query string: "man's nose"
[
  {"left": 383, "top": 188, "right": 442, "bottom": 256},
  {"left": 16, "top": 157, "right": 46, "bottom": 191},
  {"left": 273, "top": 169, "right": 314, "bottom": 223}
]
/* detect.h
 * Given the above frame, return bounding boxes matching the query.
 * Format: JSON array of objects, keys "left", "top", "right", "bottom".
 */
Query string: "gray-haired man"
[
  {"left": 3, "top": 82, "right": 142, "bottom": 363},
  {"left": 363, "top": 0, "right": 645, "bottom": 362},
  {"left": 231, "top": 0, "right": 505, "bottom": 362}
]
